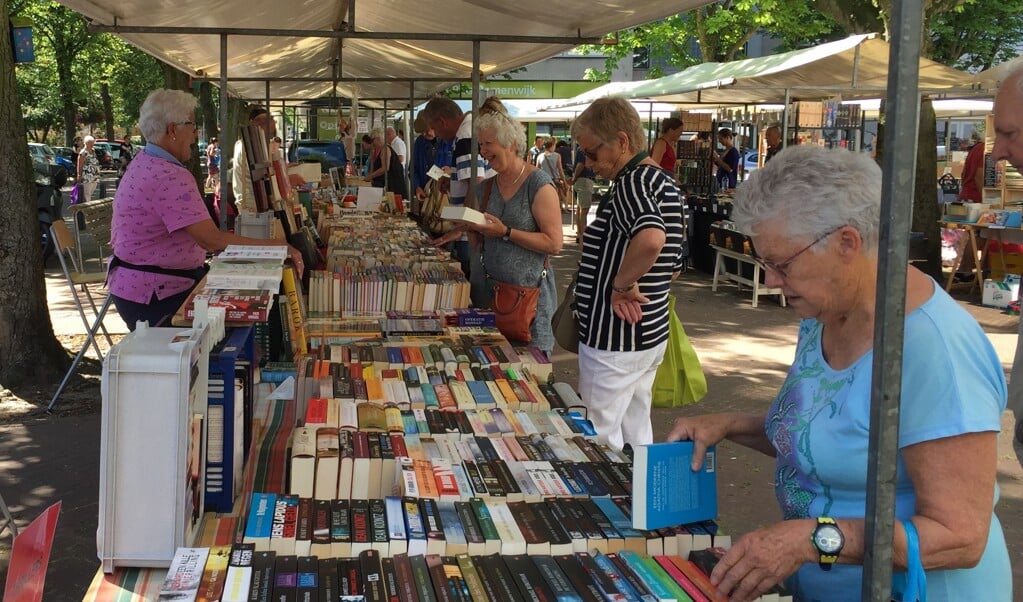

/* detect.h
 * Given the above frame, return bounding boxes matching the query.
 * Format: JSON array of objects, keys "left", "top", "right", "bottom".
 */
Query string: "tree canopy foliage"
[{"left": 12, "top": 0, "right": 163, "bottom": 145}]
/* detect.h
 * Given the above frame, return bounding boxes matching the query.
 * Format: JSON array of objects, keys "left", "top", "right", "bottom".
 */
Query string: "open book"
[{"left": 441, "top": 205, "right": 486, "bottom": 226}]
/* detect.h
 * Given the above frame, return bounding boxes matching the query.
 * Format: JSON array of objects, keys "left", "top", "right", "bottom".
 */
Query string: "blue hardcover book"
[
  {"left": 243, "top": 492, "right": 277, "bottom": 551},
  {"left": 631, "top": 441, "right": 717, "bottom": 530}
]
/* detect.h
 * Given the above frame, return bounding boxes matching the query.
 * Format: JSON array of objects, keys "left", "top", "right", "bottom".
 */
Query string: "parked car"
[
  {"left": 287, "top": 139, "right": 348, "bottom": 173},
  {"left": 741, "top": 150, "right": 760, "bottom": 178},
  {"left": 52, "top": 146, "right": 77, "bottom": 178},
  {"left": 28, "top": 142, "right": 69, "bottom": 183},
  {"left": 92, "top": 142, "right": 121, "bottom": 171},
  {"left": 92, "top": 146, "right": 113, "bottom": 170}
]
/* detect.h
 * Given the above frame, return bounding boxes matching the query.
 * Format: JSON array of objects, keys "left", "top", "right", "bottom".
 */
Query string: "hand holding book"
[{"left": 666, "top": 412, "right": 770, "bottom": 471}]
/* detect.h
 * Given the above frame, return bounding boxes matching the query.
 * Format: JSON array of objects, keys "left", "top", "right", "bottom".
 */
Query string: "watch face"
[{"left": 814, "top": 524, "right": 844, "bottom": 554}]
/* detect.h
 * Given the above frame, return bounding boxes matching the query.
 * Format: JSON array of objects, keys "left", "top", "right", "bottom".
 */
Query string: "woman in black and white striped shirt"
[{"left": 569, "top": 96, "right": 686, "bottom": 449}]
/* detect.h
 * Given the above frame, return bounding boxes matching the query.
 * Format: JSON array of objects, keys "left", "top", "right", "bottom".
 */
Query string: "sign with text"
[
  {"left": 317, "top": 108, "right": 338, "bottom": 140},
  {"left": 4, "top": 502, "right": 61, "bottom": 602}
]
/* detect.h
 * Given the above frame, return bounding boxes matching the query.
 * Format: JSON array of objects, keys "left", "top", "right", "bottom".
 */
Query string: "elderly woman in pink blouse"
[{"left": 108, "top": 89, "right": 304, "bottom": 330}]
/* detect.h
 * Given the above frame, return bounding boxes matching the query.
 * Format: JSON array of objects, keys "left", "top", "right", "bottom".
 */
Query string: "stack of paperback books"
[{"left": 159, "top": 546, "right": 794, "bottom": 601}]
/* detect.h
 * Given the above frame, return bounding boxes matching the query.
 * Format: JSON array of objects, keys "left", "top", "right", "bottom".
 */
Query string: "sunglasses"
[{"left": 751, "top": 226, "right": 843, "bottom": 279}]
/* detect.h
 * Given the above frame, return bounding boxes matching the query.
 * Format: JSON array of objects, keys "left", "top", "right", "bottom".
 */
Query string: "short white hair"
[
  {"left": 83, "top": 135, "right": 95, "bottom": 143},
  {"left": 475, "top": 111, "right": 527, "bottom": 155},
  {"left": 731, "top": 145, "right": 881, "bottom": 254},
  {"left": 138, "top": 89, "right": 195, "bottom": 142}
]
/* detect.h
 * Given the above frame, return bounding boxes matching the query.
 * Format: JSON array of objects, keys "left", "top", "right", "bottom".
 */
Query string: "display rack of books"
[
  {"left": 240, "top": 124, "right": 274, "bottom": 213},
  {"left": 786, "top": 100, "right": 862, "bottom": 151},
  {"left": 205, "top": 325, "right": 257, "bottom": 513},
  {"left": 677, "top": 110, "right": 715, "bottom": 194}
]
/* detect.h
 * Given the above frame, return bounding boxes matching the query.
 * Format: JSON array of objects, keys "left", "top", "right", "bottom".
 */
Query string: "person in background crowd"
[
  {"left": 713, "top": 127, "right": 740, "bottom": 190},
  {"left": 77, "top": 135, "right": 101, "bottom": 202},
  {"left": 555, "top": 139, "right": 573, "bottom": 179},
  {"left": 386, "top": 125, "right": 407, "bottom": 170},
  {"left": 338, "top": 118, "right": 355, "bottom": 171},
  {"left": 570, "top": 96, "right": 685, "bottom": 449},
  {"left": 958, "top": 132, "right": 985, "bottom": 203},
  {"left": 528, "top": 135, "right": 544, "bottom": 165},
  {"left": 108, "top": 89, "right": 304, "bottom": 331},
  {"left": 411, "top": 113, "right": 440, "bottom": 208},
  {"left": 204, "top": 137, "right": 220, "bottom": 191},
  {"left": 269, "top": 136, "right": 284, "bottom": 162},
  {"left": 420, "top": 96, "right": 495, "bottom": 278},
  {"left": 233, "top": 106, "right": 275, "bottom": 213},
  {"left": 366, "top": 129, "right": 409, "bottom": 201},
  {"left": 571, "top": 142, "right": 596, "bottom": 242},
  {"left": 438, "top": 104, "right": 562, "bottom": 353},
  {"left": 995, "top": 66, "right": 1023, "bottom": 448},
  {"left": 650, "top": 117, "right": 684, "bottom": 175},
  {"left": 668, "top": 144, "right": 1010, "bottom": 602},
  {"left": 537, "top": 137, "right": 568, "bottom": 212},
  {"left": 763, "top": 124, "right": 783, "bottom": 163}
]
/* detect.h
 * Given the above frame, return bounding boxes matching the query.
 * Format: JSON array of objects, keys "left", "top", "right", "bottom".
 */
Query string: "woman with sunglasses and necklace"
[
  {"left": 434, "top": 100, "right": 563, "bottom": 353},
  {"left": 569, "top": 96, "right": 686, "bottom": 449},
  {"left": 667, "top": 145, "right": 1010, "bottom": 602}
]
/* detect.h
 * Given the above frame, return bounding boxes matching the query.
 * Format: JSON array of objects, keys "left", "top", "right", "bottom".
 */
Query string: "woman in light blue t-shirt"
[{"left": 668, "top": 145, "right": 1011, "bottom": 602}]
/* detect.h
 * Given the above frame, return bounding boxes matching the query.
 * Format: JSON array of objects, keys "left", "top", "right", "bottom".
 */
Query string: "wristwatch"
[
  {"left": 503, "top": 226, "right": 513, "bottom": 241},
  {"left": 811, "top": 517, "right": 845, "bottom": 571}
]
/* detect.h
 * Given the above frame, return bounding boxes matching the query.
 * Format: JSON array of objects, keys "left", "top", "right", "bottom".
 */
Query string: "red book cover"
[{"left": 305, "top": 398, "right": 328, "bottom": 426}]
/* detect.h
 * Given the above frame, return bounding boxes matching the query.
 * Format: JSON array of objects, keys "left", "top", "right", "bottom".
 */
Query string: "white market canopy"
[
  {"left": 405, "top": 98, "right": 678, "bottom": 123},
  {"left": 53, "top": 0, "right": 714, "bottom": 106},
  {"left": 616, "top": 34, "right": 978, "bottom": 105},
  {"left": 973, "top": 54, "right": 1023, "bottom": 90}
]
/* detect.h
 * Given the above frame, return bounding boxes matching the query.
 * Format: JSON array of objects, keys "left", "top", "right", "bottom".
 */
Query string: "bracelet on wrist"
[{"left": 611, "top": 282, "right": 636, "bottom": 294}]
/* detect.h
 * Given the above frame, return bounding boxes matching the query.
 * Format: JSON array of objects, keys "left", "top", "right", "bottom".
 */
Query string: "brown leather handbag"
[{"left": 489, "top": 279, "right": 541, "bottom": 343}]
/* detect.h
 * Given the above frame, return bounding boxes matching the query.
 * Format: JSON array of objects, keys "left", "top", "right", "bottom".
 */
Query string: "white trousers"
[{"left": 577, "top": 340, "right": 667, "bottom": 450}]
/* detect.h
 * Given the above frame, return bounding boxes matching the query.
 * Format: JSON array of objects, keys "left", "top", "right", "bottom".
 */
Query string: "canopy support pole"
[
  {"left": 408, "top": 81, "right": 415, "bottom": 202},
  {"left": 781, "top": 88, "right": 790, "bottom": 149},
  {"left": 218, "top": 33, "right": 229, "bottom": 231},
  {"left": 383, "top": 98, "right": 389, "bottom": 191},
  {"left": 863, "top": 1, "right": 924, "bottom": 599},
  {"left": 469, "top": 40, "right": 480, "bottom": 207}
]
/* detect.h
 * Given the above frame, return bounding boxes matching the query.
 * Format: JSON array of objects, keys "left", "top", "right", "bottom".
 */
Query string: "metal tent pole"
[
  {"left": 863, "top": 0, "right": 924, "bottom": 599},
  {"left": 218, "top": 33, "right": 230, "bottom": 230},
  {"left": 469, "top": 40, "right": 481, "bottom": 207}
]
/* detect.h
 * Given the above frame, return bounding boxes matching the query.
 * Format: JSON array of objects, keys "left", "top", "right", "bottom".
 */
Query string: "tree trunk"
[
  {"left": 101, "top": 82, "right": 115, "bottom": 142},
  {"left": 58, "top": 59, "right": 77, "bottom": 147},
  {"left": 162, "top": 64, "right": 204, "bottom": 192},
  {"left": 913, "top": 98, "right": 942, "bottom": 279},
  {"left": 199, "top": 81, "right": 219, "bottom": 141},
  {"left": 0, "top": 0, "right": 72, "bottom": 387}
]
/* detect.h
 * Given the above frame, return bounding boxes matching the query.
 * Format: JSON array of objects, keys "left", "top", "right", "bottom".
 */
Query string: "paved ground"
[{"left": 1, "top": 216, "right": 1021, "bottom": 600}]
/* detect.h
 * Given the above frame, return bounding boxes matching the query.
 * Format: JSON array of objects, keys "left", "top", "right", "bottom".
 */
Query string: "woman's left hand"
[
  {"left": 610, "top": 285, "right": 647, "bottom": 324},
  {"left": 477, "top": 214, "right": 507, "bottom": 239},
  {"left": 710, "top": 520, "right": 814, "bottom": 602}
]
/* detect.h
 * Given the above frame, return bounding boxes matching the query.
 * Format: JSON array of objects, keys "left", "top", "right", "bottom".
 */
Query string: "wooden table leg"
[
  {"left": 945, "top": 226, "right": 968, "bottom": 292},
  {"left": 968, "top": 228, "right": 982, "bottom": 293}
]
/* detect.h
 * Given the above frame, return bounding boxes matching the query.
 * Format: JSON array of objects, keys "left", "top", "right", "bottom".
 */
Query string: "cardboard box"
[
  {"left": 989, "top": 252, "right": 1023, "bottom": 280},
  {"left": 982, "top": 276, "right": 1020, "bottom": 309}
]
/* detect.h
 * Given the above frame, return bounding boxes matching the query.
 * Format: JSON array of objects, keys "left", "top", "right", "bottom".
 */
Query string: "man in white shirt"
[{"left": 386, "top": 126, "right": 407, "bottom": 170}]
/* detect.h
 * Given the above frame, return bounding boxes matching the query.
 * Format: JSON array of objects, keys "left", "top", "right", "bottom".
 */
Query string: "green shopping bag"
[{"left": 652, "top": 294, "right": 708, "bottom": 407}]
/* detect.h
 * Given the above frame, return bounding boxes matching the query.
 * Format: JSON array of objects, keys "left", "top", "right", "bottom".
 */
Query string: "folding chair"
[
  {"left": 48, "top": 220, "right": 115, "bottom": 411},
  {"left": 0, "top": 491, "right": 17, "bottom": 539}
]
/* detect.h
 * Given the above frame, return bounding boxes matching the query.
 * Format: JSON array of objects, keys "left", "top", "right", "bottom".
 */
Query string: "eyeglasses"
[
  {"left": 751, "top": 226, "right": 843, "bottom": 279},
  {"left": 582, "top": 142, "right": 605, "bottom": 161},
  {"left": 176, "top": 120, "right": 195, "bottom": 128}
]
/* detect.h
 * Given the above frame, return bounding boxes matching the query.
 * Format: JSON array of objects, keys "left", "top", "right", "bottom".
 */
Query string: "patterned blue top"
[{"left": 767, "top": 282, "right": 1011, "bottom": 601}]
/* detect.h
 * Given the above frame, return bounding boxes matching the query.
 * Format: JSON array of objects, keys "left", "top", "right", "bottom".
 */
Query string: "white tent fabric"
[
  {"left": 53, "top": 0, "right": 713, "bottom": 105},
  {"left": 615, "top": 34, "right": 976, "bottom": 105},
  {"left": 403, "top": 98, "right": 677, "bottom": 123},
  {"left": 973, "top": 55, "right": 1023, "bottom": 90}
]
